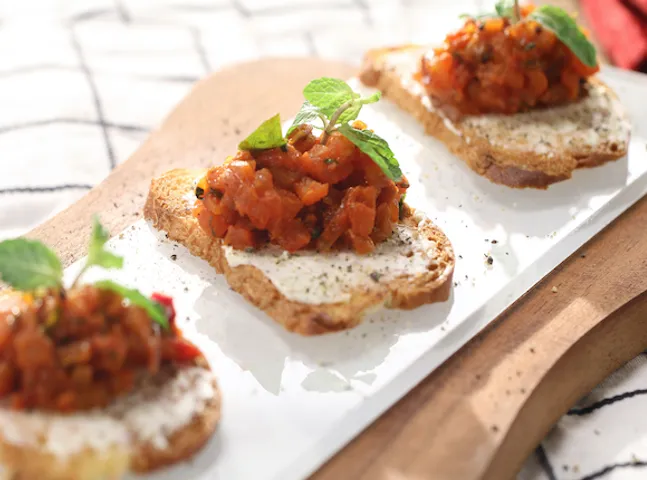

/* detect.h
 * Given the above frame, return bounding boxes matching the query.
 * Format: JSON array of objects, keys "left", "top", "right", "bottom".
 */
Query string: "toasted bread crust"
[
  {"left": 0, "top": 365, "right": 220, "bottom": 480},
  {"left": 360, "top": 45, "right": 630, "bottom": 189},
  {"left": 131, "top": 363, "right": 221, "bottom": 473},
  {"left": 144, "top": 169, "right": 455, "bottom": 335}
]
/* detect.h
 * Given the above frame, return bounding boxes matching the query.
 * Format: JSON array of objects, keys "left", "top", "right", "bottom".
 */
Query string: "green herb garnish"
[
  {"left": 0, "top": 217, "right": 170, "bottom": 329},
  {"left": 240, "top": 77, "right": 402, "bottom": 181},
  {"left": 459, "top": 1, "right": 596, "bottom": 67},
  {"left": 529, "top": 5, "right": 597, "bottom": 67},
  {"left": 337, "top": 124, "right": 403, "bottom": 182},
  {"left": 94, "top": 280, "right": 169, "bottom": 329},
  {"left": 290, "top": 78, "right": 401, "bottom": 181},
  {"left": 87, "top": 217, "right": 124, "bottom": 269},
  {"left": 238, "top": 113, "right": 286, "bottom": 151},
  {"left": 286, "top": 100, "right": 327, "bottom": 136},
  {"left": 0, "top": 239, "right": 63, "bottom": 290}
]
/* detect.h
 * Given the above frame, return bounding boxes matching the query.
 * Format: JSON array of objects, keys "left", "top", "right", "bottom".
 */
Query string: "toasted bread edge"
[{"left": 0, "top": 368, "right": 220, "bottom": 479}]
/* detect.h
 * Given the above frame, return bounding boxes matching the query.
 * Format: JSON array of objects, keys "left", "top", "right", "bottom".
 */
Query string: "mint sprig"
[
  {"left": 0, "top": 239, "right": 62, "bottom": 290},
  {"left": 529, "top": 5, "right": 597, "bottom": 67},
  {"left": 239, "top": 77, "right": 401, "bottom": 181},
  {"left": 287, "top": 101, "right": 326, "bottom": 136},
  {"left": 95, "top": 280, "right": 169, "bottom": 330},
  {"left": 338, "top": 124, "right": 403, "bottom": 182},
  {"left": 495, "top": 0, "right": 519, "bottom": 21},
  {"left": 71, "top": 216, "right": 124, "bottom": 287},
  {"left": 238, "top": 113, "right": 286, "bottom": 151},
  {"left": 0, "top": 218, "right": 170, "bottom": 330},
  {"left": 290, "top": 78, "right": 401, "bottom": 181},
  {"left": 302, "top": 77, "right": 359, "bottom": 118},
  {"left": 459, "top": 1, "right": 597, "bottom": 67}
]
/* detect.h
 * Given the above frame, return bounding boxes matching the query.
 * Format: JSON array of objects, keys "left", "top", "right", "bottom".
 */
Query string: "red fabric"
[
  {"left": 581, "top": 0, "right": 647, "bottom": 71},
  {"left": 627, "top": 0, "right": 647, "bottom": 16}
]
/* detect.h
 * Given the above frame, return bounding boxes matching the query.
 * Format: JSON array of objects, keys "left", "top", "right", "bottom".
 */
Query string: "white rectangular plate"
[{"left": 53, "top": 67, "right": 647, "bottom": 480}]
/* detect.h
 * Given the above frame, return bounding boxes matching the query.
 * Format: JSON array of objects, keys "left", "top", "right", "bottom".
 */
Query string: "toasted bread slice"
[
  {"left": 360, "top": 45, "right": 631, "bottom": 189},
  {"left": 0, "top": 362, "right": 220, "bottom": 480},
  {"left": 144, "top": 169, "right": 455, "bottom": 335}
]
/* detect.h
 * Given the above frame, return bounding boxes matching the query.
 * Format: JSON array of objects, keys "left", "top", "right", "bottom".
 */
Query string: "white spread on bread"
[
  {"left": 0, "top": 366, "right": 216, "bottom": 457},
  {"left": 224, "top": 217, "right": 438, "bottom": 305},
  {"left": 383, "top": 47, "right": 631, "bottom": 156}
]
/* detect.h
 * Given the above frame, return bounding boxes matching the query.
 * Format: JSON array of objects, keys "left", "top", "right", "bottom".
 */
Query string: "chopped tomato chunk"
[
  {"left": 295, "top": 177, "right": 329, "bottom": 206},
  {"left": 224, "top": 222, "right": 257, "bottom": 250}
]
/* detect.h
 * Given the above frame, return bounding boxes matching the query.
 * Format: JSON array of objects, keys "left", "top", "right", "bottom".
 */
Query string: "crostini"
[
  {"left": 360, "top": 1, "right": 631, "bottom": 189},
  {"left": 145, "top": 78, "right": 455, "bottom": 335},
  {"left": 0, "top": 218, "right": 220, "bottom": 480}
]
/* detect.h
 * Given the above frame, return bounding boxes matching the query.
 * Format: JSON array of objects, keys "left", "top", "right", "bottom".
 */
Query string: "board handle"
[
  {"left": 314, "top": 197, "right": 647, "bottom": 480},
  {"left": 487, "top": 288, "right": 647, "bottom": 479}
]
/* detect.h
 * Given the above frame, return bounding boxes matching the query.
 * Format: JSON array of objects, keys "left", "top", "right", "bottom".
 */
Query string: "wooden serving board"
[{"left": 27, "top": 58, "right": 647, "bottom": 480}]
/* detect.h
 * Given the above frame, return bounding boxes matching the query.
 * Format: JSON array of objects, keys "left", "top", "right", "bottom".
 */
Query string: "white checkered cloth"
[{"left": 1, "top": 1, "right": 646, "bottom": 478}]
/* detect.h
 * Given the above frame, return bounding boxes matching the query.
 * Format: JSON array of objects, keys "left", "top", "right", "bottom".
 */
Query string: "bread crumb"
[{"left": 551, "top": 286, "right": 558, "bottom": 293}]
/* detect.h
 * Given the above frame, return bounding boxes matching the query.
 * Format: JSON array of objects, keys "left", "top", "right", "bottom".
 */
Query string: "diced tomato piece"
[
  {"left": 288, "top": 124, "right": 317, "bottom": 153},
  {"left": 57, "top": 340, "right": 92, "bottom": 367},
  {"left": 345, "top": 186, "right": 378, "bottom": 237},
  {"left": 10, "top": 393, "right": 26, "bottom": 410},
  {"left": 269, "top": 166, "right": 303, "bottom": 190},
  {"left": 526, "top": 70, "right": 548, "bottom": 97},
  {"left": 301, "top": 136, "right": 355, "bottom": 184},
  {"left": 253, "top": 168, "right": 274, "bottom": 194},
  {"left": 162, "top": 338, "right": 203, "bottom": 363},
  {"left": 0, "top": 362, "right": 16, "bottom": 396},
  {"left": 91, "top": 333, "right": 127, "bottom": 372},
  {"left": 272, "top": 219, "right": 311, "bottom": 252},
  {"left": 56, "top": 391, "right": 78, "bottom": 413},
  {"left": 275, "top": 189, "right": 303, "bottom": 220},
  {"left": 151, "top": 293, "right": 176, "bottom": 324},
  {"left": 373, "top": 202, "right": 396, "bottom": 243},
  {"left": 82, "top": 383, "right": 110, "bottom": 409},
  {"left": 14, "top": 330, "right": 55, "bottom": 370},
  {"left": 224, "top": 223, "right": 257, "bottom": 250},
  {"left": 346, "top": 231, "right": 375, "bottom": 254},
  {"left": 70, "top": 365, "right": 93, "bottom": 388},
  {"left": 110, "top": 370, "right": 135, "bottom": 395},
  {"left": 318, "top": 208, "right": 349, "bottom": 251},
  {"left": 294, "top": 177, "right": 329, "bottom": 206},
  {"left": 254, "top": 145, "right": 302, "bottom": 171}
]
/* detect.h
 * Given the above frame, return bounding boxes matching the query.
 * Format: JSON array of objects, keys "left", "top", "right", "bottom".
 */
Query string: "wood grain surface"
[{"left": 27, "top": 57, "right": 646, "bottom": 480}]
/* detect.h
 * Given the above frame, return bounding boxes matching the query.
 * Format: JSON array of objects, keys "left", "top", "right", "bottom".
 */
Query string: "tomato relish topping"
[
  {"left": 195, "top": 122, "right": 409, "bottom": 254},
  {"left": 0, "top": 287, "right": 202, "bottom": 412},
  {"left": 420, "top": 4, "right": 599, "bottom": 116}
]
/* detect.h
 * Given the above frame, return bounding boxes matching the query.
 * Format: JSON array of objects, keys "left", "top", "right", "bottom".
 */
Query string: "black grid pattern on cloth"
[{"left": 1, "top": 2, "right": 646, "bottom": 479}]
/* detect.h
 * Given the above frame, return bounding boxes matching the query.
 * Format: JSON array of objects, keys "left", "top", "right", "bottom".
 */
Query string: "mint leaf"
[
  {"left": 0, "top": 239, "right": 62, "bottom": 290},
  {"left": 361, "top": 92, "right": 381, "bottom": 105},
  {"left": 303, "top": 77, "right": 355, "bottom": 117},
  {"left": 87, "top": 216, "right": 123, "bottom": 271},
  {"left": 287, "top": 101, "right": 324, "bottom": 136},
  {"left": 495, "top": 0, "right": 516, "bottom": 18},
  {"left": 459, "top": 12, "right": 497, "bottom": 20},
  {"left": 529, "top": 5, "right": 597, "bottom": 67},
  {"left": 239, "top": 114, "right": 286, "bottom": 151},
  {"left": 336, "top": 92, "right": 381, "bottom": 125},
  {"left": 95, "top": 280, "right": 169, "bottom": 329},
  {"left": 337, "top": 124, "right": 403, "bottom": 182}
]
